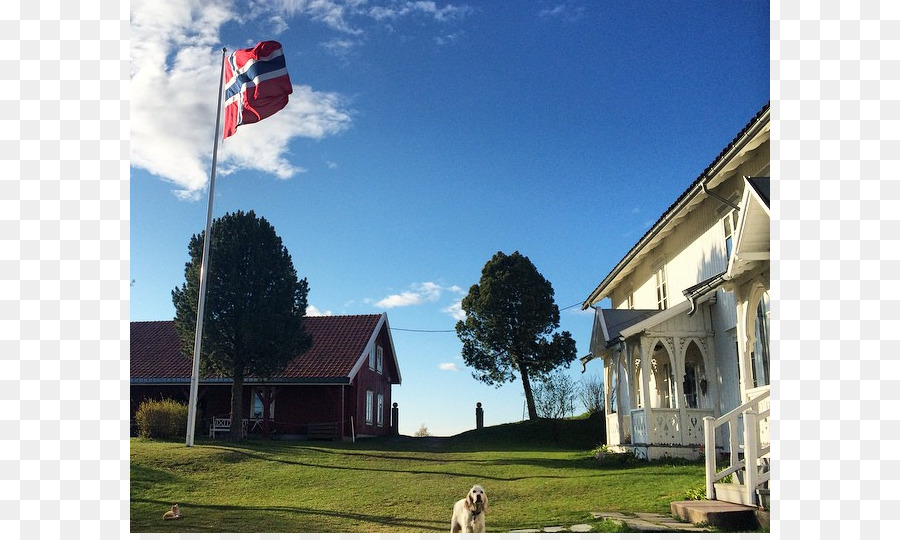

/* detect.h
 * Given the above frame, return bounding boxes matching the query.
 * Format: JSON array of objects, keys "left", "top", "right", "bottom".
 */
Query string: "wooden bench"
[
  {"left": 209, "top": 417, "right": 248, "bottom": 438},
  {"left": 307, "top": 422, "right": 339, "bottom": 441}
]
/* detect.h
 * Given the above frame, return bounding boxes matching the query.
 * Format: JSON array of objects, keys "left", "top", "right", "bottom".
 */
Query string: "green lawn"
[{"left": 131, "top": 418, "right": 705, "bottom": 533}]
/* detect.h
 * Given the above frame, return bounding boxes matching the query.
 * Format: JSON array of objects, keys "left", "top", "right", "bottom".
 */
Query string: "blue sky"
[{"left": 130, "top": 0, "right": 769, "bottom": 436}]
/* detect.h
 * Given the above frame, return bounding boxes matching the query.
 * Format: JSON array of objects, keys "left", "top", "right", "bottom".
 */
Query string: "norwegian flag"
[{"left": 223, "top": 41, "right": 293, "bottom": 139}]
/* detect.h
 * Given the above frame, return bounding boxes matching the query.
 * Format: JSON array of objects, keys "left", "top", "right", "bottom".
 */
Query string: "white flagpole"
[{"left": 186, "top": 47, "right": 228, "bottom": 447}]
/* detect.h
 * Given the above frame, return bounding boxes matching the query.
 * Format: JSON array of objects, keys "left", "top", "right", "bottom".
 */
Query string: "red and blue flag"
[{"left": 223, "top": 41, "right": 293, "bottom": 139}]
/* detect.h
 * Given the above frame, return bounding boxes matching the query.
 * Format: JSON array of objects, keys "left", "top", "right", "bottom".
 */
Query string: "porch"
[{"left": 607, "top": 406, "right": 714, "bottom": 460}]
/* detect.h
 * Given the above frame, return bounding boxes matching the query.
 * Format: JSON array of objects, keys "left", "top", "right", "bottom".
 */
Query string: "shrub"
[
  {"left": 684, "top": 486, "right": 706, "bottom": 500},
  {"left": 592, "top": 445, "right": 641, "bottom": 467},
  {"left": 135, "top": 398, "right": 188, "bottom": 439}
]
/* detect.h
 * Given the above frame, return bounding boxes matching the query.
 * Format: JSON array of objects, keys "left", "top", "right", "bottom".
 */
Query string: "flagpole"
[{"left": 186, "top": 47, "right": 227, "bottom": 447}]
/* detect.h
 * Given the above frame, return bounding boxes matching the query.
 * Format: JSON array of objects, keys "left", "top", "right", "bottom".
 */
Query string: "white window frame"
[
  {"left": 251, "top": 387, "right": 275, "bottom": 419},
  {"left": 377, "top": 394, "right": 384, "bottom": 427},
  {"left": 365, "top": 390, "right": 374, "bottom": 425},
  {"left": 654, "top": 265, "right": 668, "bottom": 310},
  {"left": 376, "top": 345, "right": 383, "bottom": 374},
  {"left": 368, "top": 347, "right": 375, "bottom": 370},
  {"left": 723, "top": 210, "right": 738, "bottom": 261}
]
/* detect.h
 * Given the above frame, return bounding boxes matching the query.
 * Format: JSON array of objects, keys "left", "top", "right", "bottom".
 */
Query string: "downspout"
[{"left": 701, "top": 179, "right": 740, "bottom": 212}]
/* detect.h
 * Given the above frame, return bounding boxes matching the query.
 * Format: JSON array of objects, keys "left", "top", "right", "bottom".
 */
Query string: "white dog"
[{"left": 450, "top": 484, "right": 488, "bottom": 533}]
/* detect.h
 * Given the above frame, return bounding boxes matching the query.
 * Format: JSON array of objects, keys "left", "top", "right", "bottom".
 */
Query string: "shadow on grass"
[
  {"left": 131, "top": 497, "right": 447, "bottom": 533},
  {"left": 201, "top": 444, "right": 594, "bottom": 482}
]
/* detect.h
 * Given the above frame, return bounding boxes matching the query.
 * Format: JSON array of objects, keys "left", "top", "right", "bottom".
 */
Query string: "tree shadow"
[
  {"left": 202, "top": 445, "right": 580, "bottom": 482},
  {"left": 131, "top": 497, "right": 447, "bottom": 533}
]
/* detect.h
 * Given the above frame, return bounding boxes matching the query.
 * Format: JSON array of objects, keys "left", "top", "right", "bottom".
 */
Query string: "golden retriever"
[{"left": 450, "top": 484, "right": 488, "bottom": 532}]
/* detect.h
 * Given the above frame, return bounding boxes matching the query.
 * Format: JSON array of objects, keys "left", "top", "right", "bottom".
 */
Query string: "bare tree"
[
  {"left": 533, "top": 370, "right": 577, "bottom": 420},
  {"left": 579, "top": 373, "right": 605, "bottom": 416}
]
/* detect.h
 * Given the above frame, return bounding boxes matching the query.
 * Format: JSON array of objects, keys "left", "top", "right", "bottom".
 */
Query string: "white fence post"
[
  {"left": 744, "top": 409, "right": 759, "bottom": 507},
  {"left": 704, "top": 416, "right": 716, "bottom": 500}
]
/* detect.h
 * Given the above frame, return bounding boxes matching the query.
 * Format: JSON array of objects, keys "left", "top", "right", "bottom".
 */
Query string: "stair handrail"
[{"left": 704, "top": 387, "right": 770, "bottom": 502}]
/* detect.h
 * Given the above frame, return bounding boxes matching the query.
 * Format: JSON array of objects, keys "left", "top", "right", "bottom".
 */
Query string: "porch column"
[
  {"left": 734, "top": 286, "right": 753, "bottom": 400},
  {"left": 672, "top": 337, "right": 686, "bottom": 447},
  {"left": 639, "top": 337, "right": 653, "bottom": 455},
  {"left": 605, "top": 350, "right": 621, "bottom": 446}
]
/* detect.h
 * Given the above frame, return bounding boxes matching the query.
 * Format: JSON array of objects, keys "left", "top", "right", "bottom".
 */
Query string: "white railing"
[
  {"left": 209, "top": 416, "right": 249, "bottom": 438},
  {"left": 703, "top": 388, "right": 770, "bottom": 506},
  {"left": 628, "top": 408, "right": 714, "bottom": 447}
]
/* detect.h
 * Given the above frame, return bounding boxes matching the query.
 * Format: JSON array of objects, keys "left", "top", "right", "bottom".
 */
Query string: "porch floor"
[{"left": 670, "top": 499, "right": 768, "bottom": 531}]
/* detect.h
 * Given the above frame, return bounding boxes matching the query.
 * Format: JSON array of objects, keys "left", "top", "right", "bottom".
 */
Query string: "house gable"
[{"left": 346, "top": 313, "right": 402, "bottom": 385}]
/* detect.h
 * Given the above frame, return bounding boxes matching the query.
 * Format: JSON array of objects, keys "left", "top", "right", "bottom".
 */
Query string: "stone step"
[{"left": 670, "top": 500, "right": 763, "bottom": 532}]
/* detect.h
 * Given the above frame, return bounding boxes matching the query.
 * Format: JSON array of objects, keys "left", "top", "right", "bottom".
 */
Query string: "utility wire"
[
  {"left": 392, "top": 327, "right": 457, "bottom": 333},
  {"left": 391, "top": 300, "right": 585, "bottom": 333}
]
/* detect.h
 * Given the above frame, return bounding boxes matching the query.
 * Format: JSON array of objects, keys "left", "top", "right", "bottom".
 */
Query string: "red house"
[{"left": 130, "top": 313, "right": 402, "bottom": 440}]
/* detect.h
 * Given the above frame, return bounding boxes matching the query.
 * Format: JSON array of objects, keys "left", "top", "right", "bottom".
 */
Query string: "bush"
[
  {"left": 684, "top": 486, "right": 706, "bottom": 500},
  {"left": 135, "top": 398, "right": 188, "bottom": 439},
  {"left": 592, "top": 445, "right": 642, "bottom": 468}
]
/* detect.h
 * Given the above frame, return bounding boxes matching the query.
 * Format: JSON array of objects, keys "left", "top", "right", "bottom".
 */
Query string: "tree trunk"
[
  {"left": 518, "top": 362, "right": 539, "bottom": 420},
  {"left": 230, "top": 372, "right": 244, "bottom": 441}
]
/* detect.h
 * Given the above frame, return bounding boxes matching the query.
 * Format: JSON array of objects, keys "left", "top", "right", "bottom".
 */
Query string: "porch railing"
[{"left": 703, "top": 387, "right": 770, "bottom": 506}]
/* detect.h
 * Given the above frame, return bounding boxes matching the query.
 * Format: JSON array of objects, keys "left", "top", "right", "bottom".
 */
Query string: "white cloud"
[
  {"left": 275, "top": 0, "right": 365, "bottom": 34},
  {"left": 307, "top": 305, "right": 333, "bottom": 316},
  {"left": 131, "top": 0, "right": 473, "bottom": 197},
  {"left": 370, "top": 1, "right": 474, "bottom": 22},
  {"left": 442, "top": 300, "right": 465, "bottom": 321},
  {"left": 373, "top": 281, "right": 459, "bottom": 309},
  {"left": 439, "top": 362, "right": 460, "bottom": 371},
  {"left": 131, "top": 0, "right": 352, "bottom": 198},
  {"left": 538, "top": 2, "right": 585, "bottom": 21}
]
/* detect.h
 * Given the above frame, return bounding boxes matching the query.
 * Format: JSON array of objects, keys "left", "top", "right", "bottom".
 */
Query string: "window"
[
  {"left": 365, "top": 390, "right": 374, "bottom": 425},
  {"left": 654, "top": 266, "right": 668, "bottom": 310},
  {"left": 682, "top": 342, "right": 705, "bottom": 409},
  {"left": 751, "top": 292, "right": 770, "bottom": 387},
  {"left": 622, "top": 285, "right": 634, "bottom": 310},
  {"left": 724, "top": 210, "right": 738, "bottom": 260},
  {"left": 368, "top": 347, "right": 375, "bottom": 370},
  {"left": 376, "top": 345, "right": 383, "bottom": 374},
  {"left": 251, "top": 387, "right": 274, "bottom": 419},
  {"left": 377, "top": 394, "right": 384, "bottom": 426}
]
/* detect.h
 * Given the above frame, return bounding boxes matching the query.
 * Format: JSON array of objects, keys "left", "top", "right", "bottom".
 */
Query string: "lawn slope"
[{"left": 131, "top": 418, "right": 701, "bottom": 533}]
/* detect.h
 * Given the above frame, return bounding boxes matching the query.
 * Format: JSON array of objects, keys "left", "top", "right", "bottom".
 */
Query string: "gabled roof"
[
  {"left": 727, "top": 176, "right": 770, "bottom": 279},
  {"left": 582, "top": 102, "right": 770, "bottom": 309},
  {"left": 130, "top": 314, "right": 401, "bottom": 385}
]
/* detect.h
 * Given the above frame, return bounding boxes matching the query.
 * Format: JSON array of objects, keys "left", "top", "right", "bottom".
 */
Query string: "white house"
[{"left": 580, "top": 103, "right": 770, "bottom": 507}]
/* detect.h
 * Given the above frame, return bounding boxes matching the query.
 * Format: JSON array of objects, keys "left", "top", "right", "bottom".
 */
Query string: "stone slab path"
[{"left": 508, "top": 511, "right": 713, "bottom": 533}]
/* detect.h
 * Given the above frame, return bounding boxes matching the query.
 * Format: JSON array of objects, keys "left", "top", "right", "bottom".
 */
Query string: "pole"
[{"left": 186, "top": 47, "right": 228, "bottom": 447}]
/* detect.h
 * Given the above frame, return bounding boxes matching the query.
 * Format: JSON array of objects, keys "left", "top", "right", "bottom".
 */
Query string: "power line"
[
  {"left": 392, "top": 327, "right": 457, "bottom": 333},
  {"left": 391, "top": 300, "right": 585, "bottom": 333}
]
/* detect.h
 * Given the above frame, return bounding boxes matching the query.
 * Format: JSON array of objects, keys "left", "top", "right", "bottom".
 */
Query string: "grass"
[{"left": 131, "top": 416, "right": 705, "bottom": 533}]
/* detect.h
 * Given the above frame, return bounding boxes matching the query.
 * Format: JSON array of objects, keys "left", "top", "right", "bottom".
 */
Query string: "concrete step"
[
  {"left": 670, "top": 500, "right": 762, "bottom": 532},
  {"left": 714, "top": 482, "right": 753, "bottom": 505}
]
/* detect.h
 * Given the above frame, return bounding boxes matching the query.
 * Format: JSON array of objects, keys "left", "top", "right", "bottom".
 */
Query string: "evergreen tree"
[
  {"left": 456, "top": 251, "right": 577, "bottom": 420},
  {"left": 172, "top": 210, "right": 312, "bottom": 441}
]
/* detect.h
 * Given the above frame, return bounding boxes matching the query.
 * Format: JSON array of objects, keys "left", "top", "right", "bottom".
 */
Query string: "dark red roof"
[{"left": 131, "top": 314, "right": 399, "bottom": 384}]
